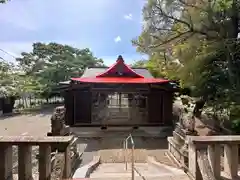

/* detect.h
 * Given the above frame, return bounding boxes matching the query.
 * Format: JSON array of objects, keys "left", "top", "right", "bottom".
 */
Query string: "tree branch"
[
  {"left": 154, "top": 3, "right": 219, "bottom": 40},
  {"left": 149, "top": 31, "right": 192, "bottom": 48},
  {"left": 155, "top": 4, "right": 192, "bottom": 29},
  {"left": 178, "top": 0, "right": 205, "bottom": 11}
]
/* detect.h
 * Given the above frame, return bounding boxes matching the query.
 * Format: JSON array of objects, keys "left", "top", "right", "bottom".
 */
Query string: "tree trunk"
[{"left": 23, "top": 97, "right": 28, "bottom": 108}]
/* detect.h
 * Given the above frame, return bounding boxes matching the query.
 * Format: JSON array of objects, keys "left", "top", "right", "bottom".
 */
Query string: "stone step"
[
  {"left": 99, "top": 149, "right": 147, "bottom": 163},
  {"left": 89, "top": 162, "right": 189, "bottom": 180},
  {"left": 89, "top": 175, "right": 190, "bottom": 180},
  {"left": 91, "top": 163, "right": 170, "bottom": 176}
]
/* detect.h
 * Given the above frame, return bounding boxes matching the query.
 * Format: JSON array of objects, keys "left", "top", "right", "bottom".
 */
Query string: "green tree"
[
  {"left": 133, "top": 0, "right": 240, "bottom": 117},
  {"left": 0, "top": 60, "right": 18, "bottom": 97},
  {"left": 131, "top": 60, "right": 148, "bottom": 68},
  {"left": 0, "top": 0, "right": 8, "bottom": 3},
  {"left": 16, "top": 42, "right": 105, "bottom": 97}
]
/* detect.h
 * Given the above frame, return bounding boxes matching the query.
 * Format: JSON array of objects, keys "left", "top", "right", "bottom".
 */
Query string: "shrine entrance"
[{"left": 91, "top": 92, "right": 148, "bottom": 125}]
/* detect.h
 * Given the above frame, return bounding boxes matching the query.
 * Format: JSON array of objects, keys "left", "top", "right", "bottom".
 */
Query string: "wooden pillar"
[
  {"left": 119, "top": 93, "right": 122, "bottom": 109},
  {"left": 73, "top": 90, "right": 76, "bottom": 124},
  {"left": 39, "top": 144, "right": 51, "bottom": 180},
  {"left": 208, "top": 144, "right": 221, "bottom": 179},
  {"left": 18, "top": 145, "right": 32, "bottom": 180},
  {"left": 224, "top": 144, "right": 238, "bottom": 179},
  {"left": 64, "top": 90, "right": 74, "bottom": 126},
  {"left": 0, "top": 145, "right": 12, "bottom": 180}
]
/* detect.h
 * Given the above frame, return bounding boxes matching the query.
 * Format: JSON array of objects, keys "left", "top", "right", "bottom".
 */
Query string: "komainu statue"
[
  {"left": 50, "top": 106, "right": 70, "bottom": 136},
  {"left": 48, "top": 107, "right": 80, "bottom": 173},
  {"left": 182, "top": 113, "right": 196, "bottom": 133}
]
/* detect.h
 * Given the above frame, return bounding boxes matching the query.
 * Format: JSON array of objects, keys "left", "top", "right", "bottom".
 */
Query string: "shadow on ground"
[{"left": 78, "top": 136, "right": 168, "bottom": 153}]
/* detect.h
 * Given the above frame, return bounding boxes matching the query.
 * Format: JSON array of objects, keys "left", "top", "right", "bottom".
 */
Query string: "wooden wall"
[
  {"left": 64, "top": 82, "right": 174, "bottom": 126},
  {"left": 162, "top": 91, "right": 174, "bottom": 125},
  {"left": 147, "top": 90, "right": 173, "bottom": 125},
  {"left": 64, "top": 90, "right": 74, "bottom": 126},
  {"left": 64, "top": 85, "right": 92, "bottom": 125}
]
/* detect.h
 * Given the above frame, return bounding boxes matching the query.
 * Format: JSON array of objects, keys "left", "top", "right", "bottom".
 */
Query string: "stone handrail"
[
  {"left": 188, "top": 135, "right": 240, "bottom": 180},
  {"left": 0, "top": 135, "right": 74, "bottom": 180}
]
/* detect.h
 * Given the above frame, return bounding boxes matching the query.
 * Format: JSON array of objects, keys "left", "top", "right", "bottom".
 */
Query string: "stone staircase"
[
  {"left": 73, "top": 135, "right": 190, "bottom": 179},
  {"left": 88, "top": 156, "right": 189, "bottom": 180},
  {"left": 73, "top": 148, "right": 190, "bottom": 180}
]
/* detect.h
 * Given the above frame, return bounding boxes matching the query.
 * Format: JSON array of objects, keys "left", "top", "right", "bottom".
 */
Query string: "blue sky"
[{"left": 0, "top": 0, "right": 147, "bottom": 65}]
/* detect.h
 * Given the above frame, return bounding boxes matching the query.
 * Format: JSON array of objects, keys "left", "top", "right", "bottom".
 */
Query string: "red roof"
[
  {"left": 96, "top": 56, "right": 144, "bottom": 78},
  {"left": 71, "top": 55, "right": 169, "bottom": 84},
  {"left": 71, "top": 77, "right": 169, "bottom": 84}
]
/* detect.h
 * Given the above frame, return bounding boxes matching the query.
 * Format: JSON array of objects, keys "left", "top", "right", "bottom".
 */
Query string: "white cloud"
[
  {"left": 114, "top": 36, "right": 121, "bottom": 43},
  {"left": 124, "top": 13, "right": 133, "bottom": 20}
]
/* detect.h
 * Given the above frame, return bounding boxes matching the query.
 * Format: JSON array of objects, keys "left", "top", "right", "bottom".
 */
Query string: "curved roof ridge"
[{"left": 96, "top": 55, "right": 144, "bottom": 78}]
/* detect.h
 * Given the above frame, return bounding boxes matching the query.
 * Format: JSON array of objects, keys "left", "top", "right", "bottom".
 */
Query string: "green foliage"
[
  {"left": 133, "top": 0, "right": 240, "bottom": 121},
  {"left": 0, "top": 60, "right": 18, "bottom": 97},
  {"left": 0, "top": 0, "right": 9, "bottom": 3},
  {"left": 0, "top": 42, "right": 105, "bottom": 100},
  {"left": 16, "top": 42, "right": 104, "bottom": 96},
  {"left": 231, "top": 105, "right": 240, "bottom": 133},
  {"left": 131, "top": 60, "right": 147, "bottom": 68}
]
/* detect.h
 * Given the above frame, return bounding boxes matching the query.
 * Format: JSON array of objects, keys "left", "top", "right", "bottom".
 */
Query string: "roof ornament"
[{"left": 117, "top": 55, "right": 124, "bottom": 63}]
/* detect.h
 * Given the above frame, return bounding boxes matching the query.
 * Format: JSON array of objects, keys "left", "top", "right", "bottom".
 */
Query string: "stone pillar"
[
  {"left": 0, "top": 145, "right": 12, "bottom": 180},
  {"left": 208, "top": 144, "right": 221, "bottom": 179},
  {"left": 188, "top": 143, "right": 201, "bottom": 180},
  {"left": 224, "top": 144, "right": 238, "bottom": 179},
  {"left": 64, "top": 145, "right": 72, "bottom": 178},
  {"left": 18, "top": 145, "right": 32, "bottom": 180},
  {"left": 39, "top": 144, "right": 51, "bottom": 180}
]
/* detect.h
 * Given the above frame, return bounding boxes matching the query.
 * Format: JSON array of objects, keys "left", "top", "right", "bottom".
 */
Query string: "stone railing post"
[
  {"left": 188, "top": 143, "right": 201, "bottom": 180},
  {"left": 18, "top": 145, "right": 32, "bottom": 180},
  {"left": 0, "top": 136, "right": 74, "bottom": 180},
  {"left": 39, "top": 144, "right": 51, "bottom": 180},
  {"left": 0, "top": 145, "right": 13, "bottom": 180},
  {"left": 207, "top": 144, "right": 221, "bottom": 179},
  {"left": 224, "top": 144, "right": 238, "bottom": 179},
  {"left": 63, "top": 144, "right": 72, "bottom": 178},
  {"left": 187, "top": 136, "right": 240, "bottom": 180}
]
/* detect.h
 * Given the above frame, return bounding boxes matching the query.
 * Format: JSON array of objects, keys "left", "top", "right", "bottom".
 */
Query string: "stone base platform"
[{"left": 70, "top": 126, "right": 173, "bottom": 138}]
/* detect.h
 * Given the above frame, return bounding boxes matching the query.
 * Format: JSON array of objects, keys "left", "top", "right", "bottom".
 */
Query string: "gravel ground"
[
  {"left": 0, "top": 109, "right": 52, "bottom": 177},
  {"left": 0, "top": 111, "right": 51, "bottom": 136}
]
